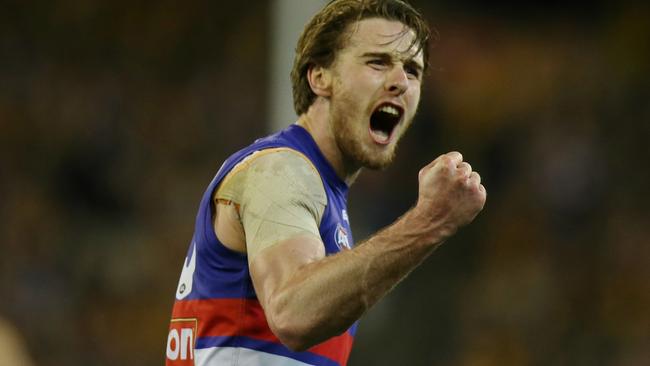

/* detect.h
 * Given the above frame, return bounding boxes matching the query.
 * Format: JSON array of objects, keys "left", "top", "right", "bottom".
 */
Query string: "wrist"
[{"left": 402, "top": 203, "right": 456, "bottom": 246}]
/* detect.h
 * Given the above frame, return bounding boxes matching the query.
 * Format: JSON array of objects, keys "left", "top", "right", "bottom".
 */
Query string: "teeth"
[{"left": 379, "top": 105, "right": 399, "bottom": 116}]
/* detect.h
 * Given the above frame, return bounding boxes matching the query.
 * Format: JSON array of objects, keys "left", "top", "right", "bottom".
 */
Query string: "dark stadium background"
[{"left": 1, "top": 0, "right": 648, "bottom": 365}]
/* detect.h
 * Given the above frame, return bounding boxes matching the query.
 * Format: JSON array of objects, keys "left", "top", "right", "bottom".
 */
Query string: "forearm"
[{"left": 267, "top": 207, "right": 447, "bottom": 350}]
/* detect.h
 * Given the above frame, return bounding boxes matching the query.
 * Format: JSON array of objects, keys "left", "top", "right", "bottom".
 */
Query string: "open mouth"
[{"left": 369, "top": 103, "right": 403, "bottom": 145}]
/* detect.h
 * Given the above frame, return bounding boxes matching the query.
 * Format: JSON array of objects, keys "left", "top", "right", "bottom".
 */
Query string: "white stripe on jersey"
[{"left": 195, "top": 347, "right": 314, "bottom": 366}]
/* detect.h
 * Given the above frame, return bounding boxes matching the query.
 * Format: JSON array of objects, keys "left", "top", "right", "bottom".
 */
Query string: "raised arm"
[{"left": 248, "top": 151, "right": 486, "bottom": 351}]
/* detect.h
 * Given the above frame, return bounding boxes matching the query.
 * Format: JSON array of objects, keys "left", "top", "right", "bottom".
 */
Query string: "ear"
[{"left": 307, "top": 65, "right": 332, "bottom": 98}]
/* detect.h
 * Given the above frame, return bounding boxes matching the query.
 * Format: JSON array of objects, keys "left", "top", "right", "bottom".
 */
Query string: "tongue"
[{"left": 369, "top": 128, "right": 390, "bottom": 144}]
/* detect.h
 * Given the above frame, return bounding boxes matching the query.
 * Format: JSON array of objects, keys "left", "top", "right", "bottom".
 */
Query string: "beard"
[{"left": 330, "top": 94, "right": 399, "bottom": 170}]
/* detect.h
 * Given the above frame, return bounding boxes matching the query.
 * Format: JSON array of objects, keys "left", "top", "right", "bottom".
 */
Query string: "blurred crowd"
[{"left": 1, "top": 1, "right": 648, "bottom": 365}]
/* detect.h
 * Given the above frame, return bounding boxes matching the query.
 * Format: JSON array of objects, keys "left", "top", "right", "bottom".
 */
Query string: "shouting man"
[{"left": 167, "top": 1, "right": 486, "bottom": 365}]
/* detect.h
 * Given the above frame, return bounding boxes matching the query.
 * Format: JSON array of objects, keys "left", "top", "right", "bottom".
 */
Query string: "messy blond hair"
[{"left": 291, "top": 0, "right": 430, "bottom": 115}]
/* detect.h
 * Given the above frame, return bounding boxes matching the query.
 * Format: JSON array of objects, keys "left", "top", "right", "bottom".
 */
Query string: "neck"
[{"left": 297, "top": 102, "right": 362, "bottom": 186}]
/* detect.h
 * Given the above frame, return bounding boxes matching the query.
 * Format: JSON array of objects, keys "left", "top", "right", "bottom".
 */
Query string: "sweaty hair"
[{"left": 290, "top": 0, "right": 430, "bottom": 116}]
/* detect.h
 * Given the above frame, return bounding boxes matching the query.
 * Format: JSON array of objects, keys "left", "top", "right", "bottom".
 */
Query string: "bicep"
[{"left": 249, "top": 234, "right": 325, "bottom": 309}]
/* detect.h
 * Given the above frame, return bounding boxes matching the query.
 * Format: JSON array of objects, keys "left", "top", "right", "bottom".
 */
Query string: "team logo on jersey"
[
  {"left": 176, "top": 243, "right": 196, "bottom": 300},
  {"left": 334, "top": 223, "right": 350, "bottom": 250}
]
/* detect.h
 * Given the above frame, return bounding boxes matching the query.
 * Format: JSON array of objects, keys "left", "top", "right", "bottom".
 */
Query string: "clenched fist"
[{"left": 414, "top": 151, "right": 486, "bottom": 241}]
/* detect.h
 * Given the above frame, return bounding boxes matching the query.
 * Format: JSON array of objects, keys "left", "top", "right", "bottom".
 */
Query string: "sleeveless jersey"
[{"left": 166, "top": 124, "right": 357, "bottom": 366}]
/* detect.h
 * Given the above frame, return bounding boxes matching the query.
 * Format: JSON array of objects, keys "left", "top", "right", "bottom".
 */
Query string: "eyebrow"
[{"left": 360, "top": 51, "right": 424, "bottom": 75}]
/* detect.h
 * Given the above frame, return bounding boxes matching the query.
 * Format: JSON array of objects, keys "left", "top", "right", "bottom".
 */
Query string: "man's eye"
[
  {"left": 405, "top": 67, "right": 420, "bottom": 79},
  {"left": 368, "top": 59, "right": 387, "bottom": 67}
]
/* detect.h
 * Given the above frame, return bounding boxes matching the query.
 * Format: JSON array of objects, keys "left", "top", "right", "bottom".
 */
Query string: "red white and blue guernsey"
[{"left": 167, "top": 124, "right": 357, "bottom": 366}]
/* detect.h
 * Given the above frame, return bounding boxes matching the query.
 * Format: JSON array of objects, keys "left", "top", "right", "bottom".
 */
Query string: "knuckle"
[
  {"left": 437, "top": 158, "right": 453, "bottom": 172},
  {"left": 448, "top": 151, "right": 463, "bottom": 161},
  {"left": 418, "top": 166, "right": 429, "bottom": 180}
]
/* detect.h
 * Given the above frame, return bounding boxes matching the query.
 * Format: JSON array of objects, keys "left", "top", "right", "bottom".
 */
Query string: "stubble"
[{"left": 330, "top": 90, "right": 398, "bottom": 171}]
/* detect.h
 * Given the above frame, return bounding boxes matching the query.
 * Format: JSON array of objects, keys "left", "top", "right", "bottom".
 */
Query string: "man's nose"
[{"left": 385, "top": 66, "right": 408, "bottom": 95}]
